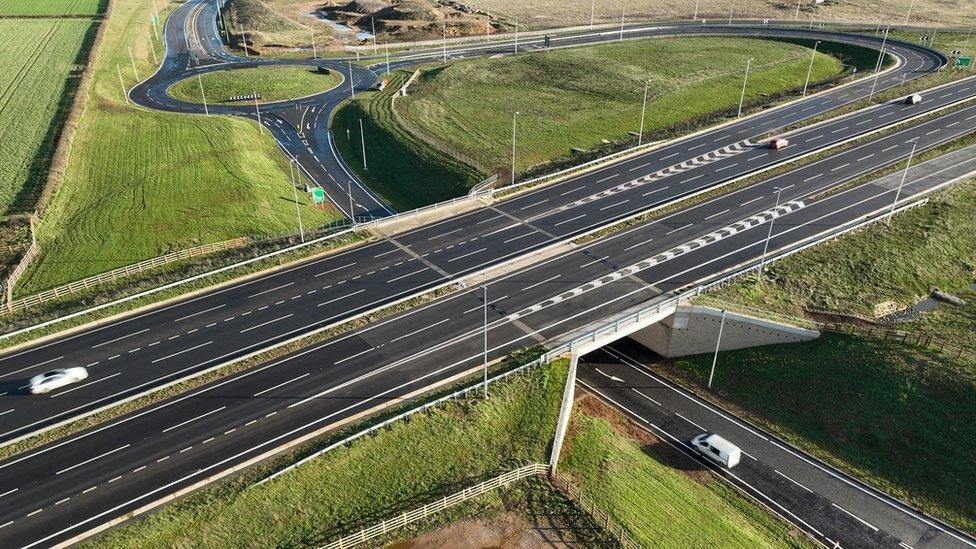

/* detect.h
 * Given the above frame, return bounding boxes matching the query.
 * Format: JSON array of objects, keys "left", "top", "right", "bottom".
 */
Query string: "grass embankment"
[
  {"left": 663, "top": 334, "right": 976, "bottom": 533},
  {"left": 88, "top": 359, "right": 570, "bottom": 547},
  {"left": 333, "top": 37, "right": 846, "bottom": 208},
  {"left": 0, "top": 0, "right": 105, "bottom": 16},
  {"left": 398, "top": 37, "right": 843, "bottom": 176},
  {"left": 169, "top": 65, "right": 342, "bottom": 105},
  {"left": 684, "top": 178, "right": 976, "bottom": 531},
  {"left": 20, "top": 0, "right": 342, "bottom": 294},
  {"left": 715, "top": 178, "right": 976, "bottom": 318},
  {"left": 563, "top": 396, "right": 816, "bottom": 547},
  {"left": 0, "top": 18, "right": 96, "bottom": 213},
  {"left": 332, "top": 71, "right": 484, "bottom": 211}
]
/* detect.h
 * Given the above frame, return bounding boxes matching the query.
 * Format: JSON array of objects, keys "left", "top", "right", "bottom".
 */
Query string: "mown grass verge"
[
  {"left": 563, "top": 395, "right": 817, "bottom": 547},
  {"left": 85, "top": 357, "right": 569, "bottom": 547},
  {"left": 21, "top": 0, "right": 342, "bottom": 293},
  {"left": 168, "top": 65, "right": 342, "bottom": 105},
  {"left": 331, "top": 70, "right": 485, "bottom": 211},
  {"left": 654, "top": 333, "right": 976, "bottom": 533}
]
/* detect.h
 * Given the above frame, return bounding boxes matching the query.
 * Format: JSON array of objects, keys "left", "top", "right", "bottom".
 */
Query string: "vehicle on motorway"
[
  {"left": 28, "top": 367, "right": 89, "bottom": 394},
  {"left": 691, "top": 433, "right": 742, "bottom": 469},
  {"left": 769, "top": 137, "right": 790, "bottom": 149},
  {"left": 906, "top": 94, "right": 923, "bottom": 105}
]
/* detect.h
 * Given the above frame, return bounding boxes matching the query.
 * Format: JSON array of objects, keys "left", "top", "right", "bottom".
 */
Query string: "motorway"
[
  {"left": 5, "top": 2, "right": 969, "bottom": 444},
  {"left": 0, "top": 1, "right": 975, "bottom": 545},
  {"left": 3, "top": 79, "right": 976, "bottom": 546},
  {"left": 579, "top": 340, "right": 973, "bottom": 548}
]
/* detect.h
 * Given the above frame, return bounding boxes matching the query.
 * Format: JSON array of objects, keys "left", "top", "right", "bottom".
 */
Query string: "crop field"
[
  {"left": 397, "top": 37, "right": 842, "bottom": 178},
  {"left": 19, "top": 0, "right": 341, "bottom": 294},
  {"left": 0, "top": 18, "right": 95, "bottom": 214},
  {"left": 168, "top": 65, "right": 342, "bottom": 105},
  {"left": 0, "top": 0, "right": 105, "bottom": 16}
]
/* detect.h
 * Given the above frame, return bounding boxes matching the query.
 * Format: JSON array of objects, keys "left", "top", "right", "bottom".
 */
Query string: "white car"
[
  {"left": 905, "top": 94, "right": 923, "bottom": 105},
  {"left": 28, "top": 367, "right": 89, "bottom": 394},
  {"left": 691, "top": 433, "right": 742, "bottom": 469}
]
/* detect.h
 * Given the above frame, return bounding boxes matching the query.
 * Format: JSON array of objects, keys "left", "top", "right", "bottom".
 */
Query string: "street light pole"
[
  {"left": 638, "top": 80, "right": 648, "bottom": 146},
  {"left": 707, "top": 310, "right": 727, "bottom": 389},
  {"left": 254, "top": 93, "right": 262, "bottom": 134},
  {"left": 728, "top": 0, "right": 735, "bottom": 26},
  {"left": 619, "top": 4, "right": 625, "bottom": 41},
  {"left": 385, "top": 44, "right": 391, "bottom": 74},
  {"left": 511, "top": 111, "right": 519, "bottom": 184},
  {"left": 802, "top": 40, "right": 820, "bottom": 96},
  {"left": 737, "top": 57, "right": 752, "bottom": 117},
  {"left": 238, "top": 25, "right": 249, "bottom": 58},
  {"left": 904, "top": 0, "right": 915, "bottom": 25},
  {"left": 590, "top": 0, "right": 595, "bottom": 27},
  {"left": 348, "top": 60, "right": 355, "bottom": 99},
  {"left": 290, "top": 160, "right": 305, "bottom": 243},
  {"left": 694, "top": 0, "right": 700, "bottom": 20},
  {"left": 311, "top": 30, "right": 316, "bottom": 58},
  {"left": 116, "top": 64, "right": 128, "bottom": 104},
  {"left": 347, "top": 180, "right": 356, "bottom": 221},
  {"left": 128, "top": 47, "right": 139, "bottom": 81},
  {"left": 887, "top": 141, "right": 918, "bottom": 225},
  {"left": 443, "top": 23, "right": 447, "bottom": 62},
  {"left": 482, "top": 285, "right": 489, "bottom": 399},
  {"left": 359, "top": 118, "right": 368, "bottom": 170},
  {"left": 514, "top": 17, "right": 519, "bottom": 54},
  {"left": 869, "top": 26, "right": 890, "bottom": 101},
  {"left": 197, "top": 74, "right": 209, "bottom": 116},
  {"left": 756, "top": 186, "right": 783, "bottom": 284},
  {"left": 794, "top": 0, "right": 801, "bottom": 21}
]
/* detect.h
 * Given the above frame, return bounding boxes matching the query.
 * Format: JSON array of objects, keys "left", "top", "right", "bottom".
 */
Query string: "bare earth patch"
[{"left": 387, "top": 512, "right": 580, "bottom": 548}]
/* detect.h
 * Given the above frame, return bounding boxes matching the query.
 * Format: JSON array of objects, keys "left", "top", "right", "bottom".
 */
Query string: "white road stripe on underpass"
[
  {"left": 91, "top": 329, "right": 150, "bottom": 349},
  {"left": 775, "top": 470, "right": 814, "bottom": 493},
  {"left": 253, "top": 373, "right": 310, "bottom": 397},
  {"left": 56, "top": 445, "right": 131, "bottom": 475},
  {"left": 161, "top": 406, "right": 228, "bottom": 433},
  {"left": 832, "top": 503, "right": 879, "bottom": 532}
]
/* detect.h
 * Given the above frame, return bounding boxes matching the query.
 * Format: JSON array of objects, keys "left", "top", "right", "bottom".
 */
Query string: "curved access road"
[{"left": 130, "top": 0, "right": 945, "bottom": 221}]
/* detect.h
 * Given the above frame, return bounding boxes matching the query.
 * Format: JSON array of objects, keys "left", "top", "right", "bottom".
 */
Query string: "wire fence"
[
  {"left": 3, "top": 215, "right": 38, "bottom": 311},
  {"left": 321, "top": 463, "right": 550, "bottom": 549},
  {"left": 3, "top": 237, "right": 250, "bottom": 316},
  {"left": 821, "top": 322, "right": 976, "bottom": 361},
  {"left": 550, "top": 473, "right": 641, "bottom": 549}
]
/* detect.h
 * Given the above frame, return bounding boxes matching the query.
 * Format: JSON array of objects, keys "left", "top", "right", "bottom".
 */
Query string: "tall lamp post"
[
  {"left": 737, "top": 57, "right": 753, "bottom": 117},
  {"left": 756, "top": 186, "right": 783, "bottom": 285},
  {"left": 802, "top": 40, "right": 821, "bottom": 96},
  {"left": 482, "top": 286, "right": 489, "bottom": 398},
  {"left": 887, "top": 140, "right": 919, "bottom": 225},
  {"left": 511, "top": 111, "right": 520, "bottom": 184},
  {"left": 638, "top": 80, "right": 649, "bottom": 146}
]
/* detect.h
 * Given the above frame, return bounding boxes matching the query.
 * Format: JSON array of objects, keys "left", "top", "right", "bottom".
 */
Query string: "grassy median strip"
[
  {"left": 563, "top": 395, "right": 817, "bottom": 547},
  {"left": 168, "top": 65, "right": 342, "bottom": 105},
  {"left": 85, "top": 358, "right": 569, "bottom": 547}
]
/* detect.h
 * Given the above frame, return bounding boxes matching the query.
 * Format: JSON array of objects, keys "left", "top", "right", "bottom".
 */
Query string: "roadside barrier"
[
  {"left": 4, "top": 237, "right": 250, "bottom": 316},
  {"left": 321, "top": 463, "right": 550, "bottom": 549}
]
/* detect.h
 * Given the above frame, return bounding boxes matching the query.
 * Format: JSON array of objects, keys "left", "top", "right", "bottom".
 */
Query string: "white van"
[{"left": 691, "top": 433, "right": 742, "bottom": 469}]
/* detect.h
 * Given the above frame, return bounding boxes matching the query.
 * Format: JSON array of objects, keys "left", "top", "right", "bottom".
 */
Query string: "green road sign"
[
  {"left": 310, "top": 187, "right": 326, "bottom": 204},
  {"left": 956, "top": 57, "right": 973, "bottom": 68},
  {"left": 151, "top": 15, "right": 159, "bottom": 25}
]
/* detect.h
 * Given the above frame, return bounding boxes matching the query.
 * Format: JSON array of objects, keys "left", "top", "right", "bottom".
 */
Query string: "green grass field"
[
  {"left": 0, "top": 19, "right": 96, "bottom": 213},
  {"left": 714, "top": 178, "right": 976, "bottom": 319},
  {"left": 168, "top": 65, "right": 342, "bottom": 105},
  {"left": 398, "top": 37, "right": 843, "bottom": 176},
  {"left": 665, "top": 334, "right": 976, "bottom": 532},
  {"left": 563, "top": 400, "right": 816, "bottom": 547},
  {"left": 0, "top": 0, "right": 105, "bottom": 15},
  {"left": 19, "top": 0, "right": 342, "bottom": 294},
  {"left": 331, "top": 72, "right": 484, "bottom": 211},
  {"left": 88, "top": 359, "right": 569, "bottom": 547}
]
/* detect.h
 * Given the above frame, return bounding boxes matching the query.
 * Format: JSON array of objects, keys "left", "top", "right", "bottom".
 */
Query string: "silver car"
[{"left": 28, "top": 367, "right": 89, "bottom": 394}]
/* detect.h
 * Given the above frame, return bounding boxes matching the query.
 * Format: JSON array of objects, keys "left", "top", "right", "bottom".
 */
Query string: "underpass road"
[{"left": 578, "top": 341, "right": 974, "bottom": 549}]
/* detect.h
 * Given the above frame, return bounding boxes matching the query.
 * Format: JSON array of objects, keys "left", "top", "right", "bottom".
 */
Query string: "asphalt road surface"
[
  {"left": 1, "top": 2, "right": 974, "bottom": 545},
  {"left": 8, "top": 5, "right": 968, "bottom": 445},
  {"left": 578, "top": 340, "right": 974, "bottom": 549},
  {"left": 3, "top": 92, "right": 976, "bottom": 546}
]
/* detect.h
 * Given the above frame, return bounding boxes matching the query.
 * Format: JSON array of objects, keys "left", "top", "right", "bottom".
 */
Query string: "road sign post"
[
  {"left": 956, "top": 57, "right": 973, "bottom": 69},
  {"left": 310, "top": 187, "right": 327, "bottom": 204}
]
